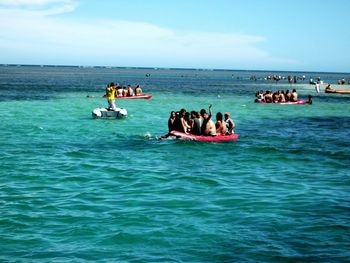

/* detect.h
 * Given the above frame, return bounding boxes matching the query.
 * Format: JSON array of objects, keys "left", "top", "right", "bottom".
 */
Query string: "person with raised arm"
[{"left": 201, "top": 104, "right": 216, "bottom": 136}]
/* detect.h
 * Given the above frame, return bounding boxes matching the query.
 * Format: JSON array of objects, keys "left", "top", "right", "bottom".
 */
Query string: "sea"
[{"left": 0, "top": 65, "right": 349, "bottom": 262}]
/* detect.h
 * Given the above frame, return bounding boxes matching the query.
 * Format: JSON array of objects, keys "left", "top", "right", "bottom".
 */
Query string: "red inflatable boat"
[
  {"left": 255, "top": 100, "right": 308, "bottom": 105},
  {"left": 116, "top": 94, "right": 152, "bottom": 99},
  {"left": 169, "top": 131, "right": 238, "bottom": 142}
]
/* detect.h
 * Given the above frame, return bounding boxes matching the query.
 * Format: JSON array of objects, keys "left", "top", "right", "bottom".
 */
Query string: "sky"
[{"left": 0, "top": 0, "right": 349, "bottom": 72}]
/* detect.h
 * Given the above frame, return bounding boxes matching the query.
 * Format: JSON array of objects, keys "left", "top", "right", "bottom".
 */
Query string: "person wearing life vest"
[{"left": 105, "top": 82, "right": 116, "bottom": 110}]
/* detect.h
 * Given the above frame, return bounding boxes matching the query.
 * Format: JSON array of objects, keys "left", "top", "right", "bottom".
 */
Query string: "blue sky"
[{"left": 0, "top": 0, "right": 349, "bottom": 72}]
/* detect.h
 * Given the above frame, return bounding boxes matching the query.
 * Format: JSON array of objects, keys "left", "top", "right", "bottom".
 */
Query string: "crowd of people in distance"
[
  {"left": 255, "top": 89, "right": 299, "bottom": 103},
  {"left": 337, "top": 78, "right": 350, "bottom": 85},
  {"left": 166, "top": 105, "right": 235, "bottom": 137},
  {"left": 105, "top": 82, "right": 143, "bottom": 110},
  {"left": 249, "top": 75, "right": 306, "bottom": 83}
]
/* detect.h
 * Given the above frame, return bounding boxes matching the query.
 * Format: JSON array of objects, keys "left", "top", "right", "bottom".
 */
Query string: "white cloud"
[
  {"left": 0, "top": 2, "right": 297, "bottom": 69},
  {"left": 0, "top": 0, "right": 72, "bottom": 6},
  {"left": 0, "top": 0, "right": 76, "bottom": 15}
]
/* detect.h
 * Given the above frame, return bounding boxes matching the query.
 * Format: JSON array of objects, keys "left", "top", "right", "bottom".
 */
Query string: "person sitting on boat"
[
  {"left": 191, "top": 111, "right": 202, "bottom": 135},
  {"left": 168, "top": 111, "right": 176, "bottom": 132},
  {"left": 135, "top": 85, "right": 142, "bottom": 95},
  {"left": 224, "top": 112, "right": 235, "bottom": 134},
  {"left": 285, "top": 90, "right": 291, "bottom": 102},
  {"left": 325, "top": 84, "right": 336, "bottom": 93},
  {"left": 255, "top": 91, "right": 264, "bottom": 102},
  {"left": 122, "top": 86, "right": 128, "bottom": 96},
  {"left": 290, "top": 89, "right": 298, "bottom": 102},
  {"left": 184, "top": 112, "right": 192, "bottom": 133},
  {"left": 161, "top": 111, "right": 177, "bottom": 139},
  {"left": 272, "top": 91, "right": 280, "bottom": 103},
  {"left": 279, "top": 90, "right": 286, "bottom": 103},
  {"left": 105, "top": 83, "right": 117, "bottom": 110},
  {"left": 127, "top": 85, "right": 134, "bottom": 96},
  {"left": 258, "top": 90, "right": 264, "bottom": 101},
  {"left": 215, "top": 112, "right": 227, "bottom": 135},
  {"left": 116, "top": 85, "right": 123, "bottom": 96},
  {"left": 264, "top": 90, "right": 273, "bottom": 103},
  {"left": 178, "top": 109, "right": 191, "bottom": 134},
  {"left": 201, "top": 105, "right": 216, "bottom": 136},
  {"left": 173, "top": 111, "right": 183, "bottom": 132}
]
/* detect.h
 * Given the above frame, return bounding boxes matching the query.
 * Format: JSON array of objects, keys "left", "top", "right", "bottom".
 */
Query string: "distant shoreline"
[{"left": 1, "top": 63, "right": 349, "bottom": 75}]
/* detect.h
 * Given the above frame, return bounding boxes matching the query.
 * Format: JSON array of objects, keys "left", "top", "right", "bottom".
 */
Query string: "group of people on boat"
[
  {"left": 255, "top": 89, "right": 299, "bottom": 103},
  {"left": 324, "top": 84, "right": 350, "bottom": 94},
  {"left": 166, "top": 105, "right": 235, "bottom": 137},
  {"left": 105, "top": 82, "right": 143, "bottom": 110}
]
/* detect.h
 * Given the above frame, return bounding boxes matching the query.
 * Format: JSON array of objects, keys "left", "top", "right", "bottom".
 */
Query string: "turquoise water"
[{"left": 1, "top": 66, "right": 350, "bottom": 262}]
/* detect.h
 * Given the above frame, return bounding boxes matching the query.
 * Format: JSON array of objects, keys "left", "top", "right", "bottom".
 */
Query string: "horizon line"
[{"left": 1, "top": 63, "right": 349, "bottom": 75}]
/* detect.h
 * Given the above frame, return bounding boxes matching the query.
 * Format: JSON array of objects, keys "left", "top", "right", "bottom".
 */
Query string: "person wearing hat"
[{"left": 224, "top": 112, "right": 235, "bottom": 134}]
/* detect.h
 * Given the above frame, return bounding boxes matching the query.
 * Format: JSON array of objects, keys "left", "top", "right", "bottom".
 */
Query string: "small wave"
[{"left": 143, "top": 132, "right": 152, "bottom": 139}]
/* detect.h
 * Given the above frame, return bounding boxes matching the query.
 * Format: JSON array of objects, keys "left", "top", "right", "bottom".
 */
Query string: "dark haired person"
[
  {"left": 105, "top": 82, "right": 116, "bottom": 110},
  {"left": 127, "top": 85, "right": 134, "bottom": 96},
  {"left": 215, "top": 112, "right": 227, "bottom": 135},
  {"left": 191, "top": 111, "right": 202, "bottom": 135},
  {"left": 135, "top": 85, "right": 142, "bottom": 95},
  {"left": 291, "top": 89, "right": 298, "bottom": 102},
  {"left": 168, "top": 111, "right": 176, "bottom": 132},
  {"left": 201, "top": 105, "right": 216, "bottom": 136}
]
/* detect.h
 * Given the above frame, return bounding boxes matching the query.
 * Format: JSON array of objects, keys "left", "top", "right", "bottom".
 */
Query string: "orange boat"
[{"left": 325, "top": 89, "right": 350, "bottom": 94}]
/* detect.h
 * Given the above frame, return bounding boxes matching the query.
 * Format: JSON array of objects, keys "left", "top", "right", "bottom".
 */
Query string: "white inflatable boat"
[{"left": 92, "top": 108, "right": 128, "bottom": 119}]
